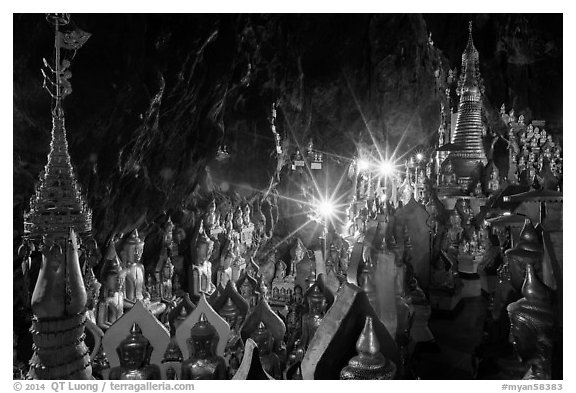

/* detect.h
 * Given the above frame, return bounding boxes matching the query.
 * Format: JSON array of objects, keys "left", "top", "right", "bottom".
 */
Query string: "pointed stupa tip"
[
  {"left": 257, "top": 321, "right": 267, "bottom": 331},
  {"left": 130, "top": 322, "right": 142, "bottom": 335},
  {"left": 522, "top": 263, "right": 550, "bottom": 303},
  {"left": 199, "top": 312, "right": 208, "bottom": 323},
  {"left": 356, "top": 316, "right": 380, "bottom": 355}
]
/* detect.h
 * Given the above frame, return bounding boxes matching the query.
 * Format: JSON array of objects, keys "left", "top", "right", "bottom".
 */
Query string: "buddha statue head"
[
  {"left": 188, "top": 313, "right": 218, "bottom": 359},
  {"left": 116, "top": 323, "right": 153, "bottom": 370},
  {"left": 121, "top": 229, "right": 144, "bottom": 265},
  {"left": 250, "top": 321, "right": 273, "bottom": 355},
  {"left": 219, "top": 297, "right": 240, "bottom": 329},
  {"left": 100, "top": 256, "right": 123, "bottom": 293},
  {"left": 307, "top": 285, "right": 327, "bottom": 315},
  {"left": 339, "top": 316, "right": 396, "bottom": 380}
]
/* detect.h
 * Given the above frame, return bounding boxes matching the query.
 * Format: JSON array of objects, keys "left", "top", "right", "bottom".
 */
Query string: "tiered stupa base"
[{"left": 29, "top": 313, "right": 92, "bottom": 379}]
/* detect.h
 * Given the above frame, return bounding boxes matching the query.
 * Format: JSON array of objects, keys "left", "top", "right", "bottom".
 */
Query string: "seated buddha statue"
[
  {"left": 109, "top": 323, "right": 162, "bottom": 380},
  {"left": 238, "top": 274, "right": 259, "bottom": 308},
  {"left": 188, "top": 226, "right": 216, "bottom": 298},
  {"left": 441, "top": 159, "right": 457, "bottom": 185},
  {"left": 444, "top": 210, "right": 463, "bottom": 257},
  {"left": 96, "top": 256, "right": 124, "bottom": 330},
  {"left": 339, "top": 316, "right": 396, "bottom": 380},
  {"left": 181, "top": 313, "right": 227, "bottom": 380},
  {"left": 250, "top": 322, "right": 282, "bottom": 379},
  {"left": 301, "top": 285, "right": 327, "bottom": 348},
  {"left": 487, "top": 165, "right": 500, "bottom": 194},
  {"left": 120, "top": 230, "right": 161, "bottom": 315},
  {"left": 159, "top": 257, "right": 177, "bottom": 309}
]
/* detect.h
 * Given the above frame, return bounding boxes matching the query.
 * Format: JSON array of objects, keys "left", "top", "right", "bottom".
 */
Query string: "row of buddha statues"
[
  {"left": 500, "top": 107, "right": 562, "bottom": 190},
  {"left": 18, "top": 189, "right": 437, "bottom": 380}
]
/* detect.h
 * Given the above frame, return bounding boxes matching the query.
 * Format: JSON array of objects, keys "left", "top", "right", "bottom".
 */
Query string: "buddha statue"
[
  {"left": 181, "top": 313, "right": 227, "bottom": 380},
  {"left": 441, "top": 159, "right": 457, "bottom": 185},
  {"left": 444, "top": 210, "right": 463, "bottom": 257},
  {"left": 285, "top": 302, "right": 302, "bottom": 351},
  {"left": 159, "top": 257, "right": 177, "bottom": 309},
  {"left": 250, "top": 322, "right": 282, "bottom": 379},
  {"left": 204, "top": 199, "right": 217, "bottom": 234},
  {"left": 109, "top": 323, "right": 162, "bottom": 380},
  {"left": 238, "top": 274, "right": 259, "bottom": 308},
  {"left": 120, "top": 230, "right": 149, "bottom": 311},
  {"left": 216, "top": 240, "right": 234, "bottom": 288},
  {"left": 301, "top": 285, "right": 327, "bottom": 348},
  {"left": 97, "top": 256, "right": 124, "bottom": 330},
  {"left": 488, "top": 165, "right": 500, "bottom": 194},
  {"left": 231, "top": 249, "right": 246, "bottom": 282},
  {"left": 233, "top": 206, "right": 244, "bottom": 233},
  {"left": 189, "top": 227, "right": 216, "bottom": 298},
  {"left": 507, "top": 263, "right": 555, "bottom": 379},
  {"left": 339, "top": 316, "right": 396, "bottom": 380}
]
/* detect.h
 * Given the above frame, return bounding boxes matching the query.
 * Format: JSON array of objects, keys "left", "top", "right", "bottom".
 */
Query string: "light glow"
[
  {"left": 379, "top": 160, "right": 394, "bottom": 176},
  {"left": 317, "top": 199, "right": 336, "bottom": 218},
  {"left": 416, "top": 153, "right": 424, "bottom": 161},
  {"left": 357, "top": 159, "right": 370, "bottom": 171}
]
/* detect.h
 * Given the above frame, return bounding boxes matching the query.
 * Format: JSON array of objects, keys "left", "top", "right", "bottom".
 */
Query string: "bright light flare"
[
  {"left": 357, "top": 159, "right": 370, "bottom": 171},
  {"left": 416, "top": 153, "right": 424, "bottom": 162},
  {"left": 317, "top": 199, "right": 336, "bottom": 218},
  {"left": 379, "top": 160, "right": 394, "bottom": 176}
]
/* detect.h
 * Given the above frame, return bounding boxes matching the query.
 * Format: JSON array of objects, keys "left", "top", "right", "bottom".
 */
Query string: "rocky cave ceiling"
[{"left": 13, "top": 13, "right": 563, "bottom": 244}]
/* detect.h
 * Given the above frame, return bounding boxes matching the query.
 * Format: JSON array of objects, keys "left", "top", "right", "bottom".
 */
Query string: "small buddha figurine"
[
  {"left": 109, "top": 323, "right": 162, "bottom": 380},
  {"left": 473, "top": 181, "right": 484, "bottom": 197},
  {"left": 189, "top": 226, "right": 216, "bottom": 297},
  {"left": 233, "top": 206, "right": 244, "bottom": 233},
  {"left": 160, "top": 257, "right": 177, "bottom": 308},
  {"left": 121, "top": 230, "right": 148, "bottom": 311},
  {"left": 301, "top": 285, "right": 327, "bottom": 348},
  {"left": 204, "top": 199, "right": 217, "bottom": 234},
  {"left": 285, "top": 302, "right": 302, "bottom": 351},
  {"left": 242, "top": 204, "right": 252, "bottom": 228},
  {"left": 181, "top": 313, "right": 227, "bottom": 380},
  {"left": 250, "top": 322, "right": 282, "bottom": 379},
  {"left": 339, "top": 316, "right": 396, "bottom": 380},
  {"left": 441, "top": 159, "right": 457, "bottom": 185},
  {"left": 444, "top": 210, "right": 463, "bottom": 256},
  {"left": 97, "top": 256, "right": 124, "bottom": 330},
  {"left": 238, "top": 274, "right": 258, "bottom": 308},
  {"left": 507, "top": 264, "right": 555, "bottom": 379}
]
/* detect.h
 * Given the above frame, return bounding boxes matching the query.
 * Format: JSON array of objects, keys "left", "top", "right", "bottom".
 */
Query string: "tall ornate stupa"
[
  {"left": 445, "top": 22, "right": 487, "bottom": 187},
  {"left": 24, "top": 14, "right": 92, "bottom": 241},
  {"left": 25, "top": 13, "right": 93, "bottom": 380}
]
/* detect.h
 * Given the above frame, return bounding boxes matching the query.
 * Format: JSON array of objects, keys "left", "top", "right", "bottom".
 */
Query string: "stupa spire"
[
  {"left": 24, "top": 14, "right": 92, "bottom": 241},
  {"left": 444, "top": 20, "right": 487, "bottom": 187}
]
